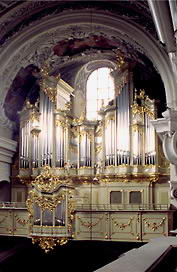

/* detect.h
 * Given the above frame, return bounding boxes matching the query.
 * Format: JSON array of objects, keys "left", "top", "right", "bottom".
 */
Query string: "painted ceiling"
[{"left": 0, "top": 1, "right": 165, "bottom": 121}]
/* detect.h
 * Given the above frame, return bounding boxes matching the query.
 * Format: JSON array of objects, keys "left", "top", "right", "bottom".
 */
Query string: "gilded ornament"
[
  {"left": 78, "top": 215, "right": 104, "bottom": 229},
  {"left": 136, "top": 233, "right": 141, "bottom": 241},
  {"left": 29, "top": 109, "right": 40, "bottom": 122},
  {"left": 55, "top": 120, "right": 65, "bottom": 127},
  {"left": 32, "top": 236, "right": 68, "bottom": 253},
  {"left": 113, "top": 217, "right": 133, "bottom": 230},
  {"left": 95, "top": 145, "right": 102, "bottom": 154},
  {"left": 25, "top": 100, "right": 34, "bottom": 109},
  {"left": 15, "top": 216, "right": 29, "bottom": 226},
  {"left": 32, "top": 165, "right": 70, "bottom": 193},
  {"left": 39, "top": 66, "right": 58, "bottom": 103},
  {"left": 143, "top": 217, "right": 166, "bottom": 231},
  {"left": 131, "top": 124, "right": 144, "bottom": 134},
  {"left": 26, "top": 191, "right": 65, "bottom": 211}
]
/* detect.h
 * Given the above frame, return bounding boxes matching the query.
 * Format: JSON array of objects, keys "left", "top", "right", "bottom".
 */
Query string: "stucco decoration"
[
  {"left": 0, "top": 1, "right": 155, "bottom": 48},
  {"left": 0, "top": 20, "right": 143, "bottom": 105},
  {"left": 152, "top": 108, "right": 177, "bottom": 207},
  {"left": 0, "top": 9, "right": 175, "bottom": 114}
]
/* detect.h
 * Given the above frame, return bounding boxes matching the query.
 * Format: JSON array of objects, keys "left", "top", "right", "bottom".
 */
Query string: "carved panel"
[
  {"left": 75, "top": 212, "right": 107, "bottom": 240},
  {"left": 110, "top": 212, "right": 140, "bottom": 241},
  {"left": 14, "top": 210, "right": 29, "bottom": 236},
  {"left": 0, "top": 210, "right": 13, "bottom": 235},
  {"left": 141, "top": 212, "right": 168, "bottom": 241},
  {"left": 0, "top": 209, "right": 29, "bottom": 236}
]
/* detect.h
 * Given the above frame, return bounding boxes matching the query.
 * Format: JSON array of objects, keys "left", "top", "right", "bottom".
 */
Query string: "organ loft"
[{"left": 0, "top": 59, "right": 173, "bottom": 253}]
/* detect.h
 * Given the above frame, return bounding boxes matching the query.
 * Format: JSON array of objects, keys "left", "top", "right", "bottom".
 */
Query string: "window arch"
[{"left": 86, "top": 67, "right": 115, "bottom": 120}]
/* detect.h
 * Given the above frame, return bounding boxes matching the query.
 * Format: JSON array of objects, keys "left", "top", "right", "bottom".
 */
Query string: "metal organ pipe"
[
  {"left": 31, "top": 133, "right": 39, "bottom": 168},
  {"left": 144, "top": 112, "right": 156, "bottom": 165},
  {"left": 56, "top": 125, "right": 60, "bottom": 166},
  {"left": 26, "top": 122, "right": 30, "bottom": 168},
  {"left": 79, "top": 130, "right": 92, "bottom": 167},
  {"left": 116, "top": 83, "right": 130, "bottom": 165},
  {"left": 20, "top": 126, "right": 24, "bottom": 168},
  {"left": 19, "top": 73, "right": 158, "bottom": 175},
  {"left": 40, "top": 92, "right": 53, "bottom": 166},
  {"left": 56, "top": 123, "right": 65, "bottom": 167}
]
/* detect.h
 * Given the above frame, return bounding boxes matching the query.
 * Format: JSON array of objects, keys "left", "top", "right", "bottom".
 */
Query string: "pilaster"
[
  {"left": 0, "top": 136, "right": 17, "bottom": 182},
  {"left": 152, "top": 108, "right": 177, "bottom": 207}
]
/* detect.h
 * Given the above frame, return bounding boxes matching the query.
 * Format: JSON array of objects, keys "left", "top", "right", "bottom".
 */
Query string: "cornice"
[{"left": 0, "top": 136, "right": 17, "bottom": 164}]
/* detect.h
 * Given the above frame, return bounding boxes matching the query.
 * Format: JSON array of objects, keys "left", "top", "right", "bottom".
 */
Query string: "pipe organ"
[
  {"left": 19, "top": 67, "right": 157, "bottom": 175},
  {"left": 15, "top": 63, "right": 170, "bottom": 252}
]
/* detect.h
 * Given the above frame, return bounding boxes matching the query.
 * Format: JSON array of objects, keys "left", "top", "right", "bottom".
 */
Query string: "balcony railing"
[
  {"left": 75, "top": 203, "right": 170, "bottom": 211},
  {"left": 0, "top": 202, "right": 170, "bottom": 211},
  {"left": 0, "top": 202, "right": 26, "bottom": 209},
  {"left": 32, "top": 225, "right": 72, "bottom": 237}
]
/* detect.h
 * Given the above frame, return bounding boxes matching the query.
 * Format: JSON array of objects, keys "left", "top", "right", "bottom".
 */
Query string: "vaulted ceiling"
[{"left": 0, "top": 1, "right": 168, "bottom": 122}]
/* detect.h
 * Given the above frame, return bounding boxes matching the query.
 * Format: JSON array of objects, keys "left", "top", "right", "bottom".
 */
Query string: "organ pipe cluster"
[{"left": 19, "top": 67, "right": 157, "bottom": 175}]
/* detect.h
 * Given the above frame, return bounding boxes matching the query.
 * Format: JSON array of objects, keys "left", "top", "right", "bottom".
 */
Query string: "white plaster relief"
[
  {"left": 152, "top": 108, "right": 177, "bottom": 207},
  {"left": 0, "top": 10, "right": 176, "bottom": 110}
]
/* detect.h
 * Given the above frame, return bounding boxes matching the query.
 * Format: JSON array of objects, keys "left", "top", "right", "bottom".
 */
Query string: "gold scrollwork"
[
  {"left": 95, "top": 126, "right": 102, "bottom": 137},
  {"left": 26, "top": 191, "right": 65, "bottom": 212},
  {"left": 32, "top": 165, "right": 70, "bottom": 193},
  {"left": 29, "top": 109, "right": 40, "bottom": 122},
  {"left": 15, "top": 216, "right": 29, "bottom": 226},
  {"left": 131, "top": 124, "right": 144, "bottom": 134},
  {"left": 32, "top": 237, "right": 68, "bottom": 253},
  {"left": 113, "top": 217, "right": 134, "bottom": 230},
  {"left": 100, "top": 173, "right": 159, "bottom": 183},
  {"left": 144, "top": 107, "right": 155, "bottom": 119},
  {"left": 26, "top": 179, "right": 75, "bottom": 252},
  {"left": 132, "top": 104, "right": 155, "bottom": 119},
  {"left": 131, "top": 103, "right": 144, "bottom": 116},
  {"left": 55, "top": 120, "right": 65, "bottom": 127},
  {"left": 78, "top": 215, "right": 104, "bottom": 229},
  {"left": 95, "top": 145, "right": 102, "bottom": 154},
  {"left": 40, "top": 71, "right": 57, "bottom": 104},
  {"left": 143, "top": 217, "right": 166, "bottom": 231},
  {"left": 31, "top": 130, "right": 40, "bottom": 137}
]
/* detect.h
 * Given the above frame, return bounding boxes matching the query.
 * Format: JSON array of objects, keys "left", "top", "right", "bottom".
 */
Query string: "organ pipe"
[
  {"left": 19, "top": 66, "right": 158, "bottom": 179},
  {"left": 116, "top": 83, "right": 130, "bottom": 165},
  {"left": 55, "top": 121, "right": 65, "bottom": 167},
  {"left": 79, "top": 129, "right": 92, "bottom": 167},
  {"left": 40, "top": 91, "right": 53, "bottom": 166},
  {"left": 20, "top": 120, "right": 31, "bottom": 168}
]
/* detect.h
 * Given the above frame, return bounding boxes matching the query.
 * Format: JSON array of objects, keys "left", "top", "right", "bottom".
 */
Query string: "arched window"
[{"left": 86, "top": 67, "right": 115, "bottom": 120}]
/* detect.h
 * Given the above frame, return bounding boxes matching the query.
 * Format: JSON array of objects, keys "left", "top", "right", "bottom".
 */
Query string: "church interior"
[{"left": 1, "top": 1, "right": 177, "bottom": 271}]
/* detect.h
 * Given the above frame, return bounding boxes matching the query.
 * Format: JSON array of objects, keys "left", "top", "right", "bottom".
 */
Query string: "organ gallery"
[
  {"left": 0, "top": 58, "right": 170, "bottom": 253},
  {"left": 2, "top": 1, "right": 177, "bottom": 271}
]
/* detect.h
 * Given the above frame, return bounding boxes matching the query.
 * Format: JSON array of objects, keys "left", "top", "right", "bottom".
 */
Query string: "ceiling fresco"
[{"left": 0, "top": 1, "right": 166, "bottom": 123}]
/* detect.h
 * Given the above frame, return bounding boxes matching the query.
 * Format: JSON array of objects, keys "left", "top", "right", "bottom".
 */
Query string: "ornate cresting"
[{"left": 26, "top": 165, "right": 75, "bottom": 252}]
